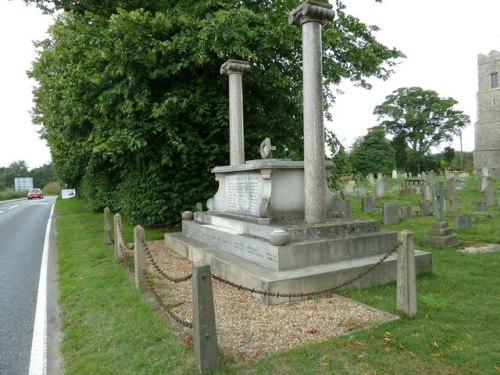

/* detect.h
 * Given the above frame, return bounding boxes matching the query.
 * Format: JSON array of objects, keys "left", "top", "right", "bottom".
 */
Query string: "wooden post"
[
  {"left": 192, "top": 260, "right": 218, "bottom": 374},
  {"left": 134, "top": 225, "right": 147, "bottom": 290},
  {"left": 397, "top": 230, "right": 417, "bottom": 317}
]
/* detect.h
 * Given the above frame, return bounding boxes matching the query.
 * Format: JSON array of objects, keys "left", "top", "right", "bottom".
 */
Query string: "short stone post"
[
  {"left": 290, "top": 1, "right": 335, "bottom": 224},
  {"left": 104, "top": 207, "right": 113, "bottom": 245},
  {"left": 192, "top": 260, "right": 218, "bottom": 374},
  {"left": 220, "top": 59, "right": 250, "bottom": 166},
  {"left": 113, "top": 213, "right": 123, "bottom": 260},
  {"left": 134, "top": 225, "right": 147, "bottom": 290},
  {"left": 397, "top": 230, "right": 417, "bottom": 317}
]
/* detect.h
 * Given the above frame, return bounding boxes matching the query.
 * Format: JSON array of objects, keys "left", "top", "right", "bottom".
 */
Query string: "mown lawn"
[{"left": 56, "top": 174, "right": 499, "bottom": 374}]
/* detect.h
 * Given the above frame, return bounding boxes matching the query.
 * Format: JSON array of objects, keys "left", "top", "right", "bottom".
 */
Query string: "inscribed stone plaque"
[{"left": 225, "top": 173, "right": 262, "bottom": 215}]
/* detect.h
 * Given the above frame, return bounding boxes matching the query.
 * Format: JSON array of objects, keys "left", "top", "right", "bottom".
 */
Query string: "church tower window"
[{"left": 491, "top": 72, "right": 498, "bottom": 88}]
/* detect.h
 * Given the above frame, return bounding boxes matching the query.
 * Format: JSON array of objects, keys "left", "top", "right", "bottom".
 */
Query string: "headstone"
[
  {"left": 449, "top": 197, "right": 460, "bottom": 213},
  {"left": 420, "top": 200, "right": 431, "bottom": 216},
  {"left": 383, "top": 203, "right": 400, "bottom": 224},
  {"left": 427, "top": 171, "right": 435, "bottom": 185},
  {"left": 435, "top": 182, "right": 445, "bottom": 222},
  {"left": 375, "top": 178, "right": 385, "bottom": 198},
  {"left": 485, "top": 186, "right": 495, "bottom": 207},
  {"left": 345, "top": 180, "right": 356, "bottom": 194},
  {"left": 196, "top": 202, "right": 203, "bottom": 212},
  {"left": 482, "top": 166, "right": 489, "bottom": 176},
  {"left": 290, "top": 1, "right": 335, "bottom": 223},
  {"left": 444, "top": 169, "right": 450, "bottom": 179},
  {"left": 353, "top": 187, "right": 367, "bottom": 197},
  {"left": 413, "top": 186, "right": 421, "bottom": 195},
  {"left": 400, "top": 206, "right": 413, "bottom": 220},
  {"left": 377, "top": 172, "right": 383, "bottom": 180},
  {"left": 421, "top": 171, "right": 427, "bottom": 180},
  {"left": 367, "top": 173, "right": 375, "bottom": 186},
  {"left": 455, "top": 215, "right": 471, "bottom": 230},
  {"left": 408, "top": 172, "right": 413, "bottom": 178},
  {"left": 475, "top": 201, "right": 487, "bottom": 211},
  {"left": 422, "top": 182, "right": 433, "bottom": 202},
  {"left": 446, "top": 177, "right": 456, "bottom": 198},
  {"left": 402, "top": 172, "right": 408, "bottom": 178},
  {"left": 480, "top": 175, "right": 488, "bottom": 192},
  {"left": 362, "top": 195, "right": 375, "bottom": 212},
  {"left": 392, "top": 170, "right": 398, "bottom": 179}
]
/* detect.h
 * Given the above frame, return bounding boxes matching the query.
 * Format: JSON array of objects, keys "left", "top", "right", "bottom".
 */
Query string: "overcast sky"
[{"left": 1, "top": 0, "right": 499, "bottom": 169}]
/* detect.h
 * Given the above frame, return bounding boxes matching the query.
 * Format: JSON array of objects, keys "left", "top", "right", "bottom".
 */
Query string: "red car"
[{"left": 27, "top": 188, "right": 43, "bottom": 200}]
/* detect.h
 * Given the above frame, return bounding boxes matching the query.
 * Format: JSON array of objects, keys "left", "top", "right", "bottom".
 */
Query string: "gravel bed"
[{"left": 145, "top": 240, "right": 396, "bottom": 360}]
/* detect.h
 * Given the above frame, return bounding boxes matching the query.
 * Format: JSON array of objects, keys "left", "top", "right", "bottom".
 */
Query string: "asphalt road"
[{"left": 0, "top": 196, "right": 58, "bottom": 375}]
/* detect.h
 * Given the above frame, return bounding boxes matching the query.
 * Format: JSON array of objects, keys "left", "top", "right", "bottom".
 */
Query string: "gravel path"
[{"left": 145, "top": 240, "right": 397, "bottom": 360}]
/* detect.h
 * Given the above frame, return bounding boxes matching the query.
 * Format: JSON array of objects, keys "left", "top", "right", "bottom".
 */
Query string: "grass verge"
[{"left": 56, "top": 175, "right": 499, "bottom": 374}]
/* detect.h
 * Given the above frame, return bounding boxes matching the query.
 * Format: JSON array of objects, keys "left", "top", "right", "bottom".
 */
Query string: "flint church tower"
[{"left": 474, "top": 50, "right": 500, "bottom": 171}]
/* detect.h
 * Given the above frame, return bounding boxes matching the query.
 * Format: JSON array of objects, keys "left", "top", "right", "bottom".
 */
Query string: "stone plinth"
[{"left": 423, "top": 221, "right": 459, "bottom": 248}]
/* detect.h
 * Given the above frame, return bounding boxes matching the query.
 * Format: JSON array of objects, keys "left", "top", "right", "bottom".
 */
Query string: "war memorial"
[{"left": 165, "top": 1, "right": 432, "bottom": 304}]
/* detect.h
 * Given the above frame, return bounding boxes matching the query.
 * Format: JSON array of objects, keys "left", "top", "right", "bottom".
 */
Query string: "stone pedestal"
[{"left": 423, "top": 221, "right": 459, "bottom": 248}]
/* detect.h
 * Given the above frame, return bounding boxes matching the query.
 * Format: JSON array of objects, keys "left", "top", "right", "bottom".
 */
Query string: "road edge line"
[{"left": 29, "top": 203, "right": 55, "bottom": 375}]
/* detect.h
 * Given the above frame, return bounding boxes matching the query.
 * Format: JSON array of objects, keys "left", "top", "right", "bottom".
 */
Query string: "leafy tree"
[
  {"left": 28, "top": 0, "right": 404, "bottom": 224},
  {"left": 349, "top": 125, "right": 395, "bottom": 177},
  {"left": 31, "top": 163, "right": 58, "bottom": 189},
  {"left": 373, "top": 87, "right": 470, "bottom": 171}
]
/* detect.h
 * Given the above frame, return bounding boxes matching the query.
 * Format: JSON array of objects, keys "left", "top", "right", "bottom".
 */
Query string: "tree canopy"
[
  {"left": 27, "top": 0, "right": 404, "bottom": 224},
  {"left": 373, "top": 87, "right": 470, "bottom": 156}
]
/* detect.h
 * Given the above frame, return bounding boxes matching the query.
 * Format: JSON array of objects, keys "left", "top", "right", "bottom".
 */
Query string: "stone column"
[
  {"left": 397, "top": 231, "right": 417, "bottom": 317},
  {"left": 220, "top": 59, "right": 250, "bottom": 165},
  {"left": 435, "top": 182, "right": 445, "bottom": 222},
  {"left": 290, "top": 1, "right": 335, "bottom": 223}
]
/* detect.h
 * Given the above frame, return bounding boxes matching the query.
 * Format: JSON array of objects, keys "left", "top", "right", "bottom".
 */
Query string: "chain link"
[
  {"left": 211, "top": 241, "right": 402, "bottom": 298},
  {"left": 117, "top": 218, "right": 134, "bottom": 251},
  {"left": 144, "top": 271, "right": 193, "bottom": 328},
  {"left": 143, "top": 238, "right": 192, "bottom": 283}
]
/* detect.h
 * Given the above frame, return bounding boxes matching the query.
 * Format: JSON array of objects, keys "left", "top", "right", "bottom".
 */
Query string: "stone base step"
[{"left": 165, "top": 232, "right": 432, "bottom": 305}]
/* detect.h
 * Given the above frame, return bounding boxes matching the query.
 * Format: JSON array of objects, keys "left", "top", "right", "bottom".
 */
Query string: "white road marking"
[
  {"left": 29, "top": 203, "right": 55, "bottom": 375},
  {"left": 8, "top": 205, "right": 19, "bottom": 210}
]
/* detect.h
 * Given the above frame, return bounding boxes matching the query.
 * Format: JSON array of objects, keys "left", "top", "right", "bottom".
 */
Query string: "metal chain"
[
  {"left": 211, "top": 241, "right": 402, "bottom": 299},
  {"left": 117, "top": 218, "right": 134, "bottom": 251},
  {"left": 143, "top": 238, "right": 192, "bottom": 283},
  {"left": 144, "top": 271, "right": 193, "bottom": 328}
]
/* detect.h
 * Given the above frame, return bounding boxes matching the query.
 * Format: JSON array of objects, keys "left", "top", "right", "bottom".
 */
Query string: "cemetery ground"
[{"left": 55, "top": 174, "right": 499, "bottom": 374}]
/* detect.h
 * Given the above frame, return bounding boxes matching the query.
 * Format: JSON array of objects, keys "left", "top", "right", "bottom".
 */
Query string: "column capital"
[
  {"left": 220, "top": 59, "right": 251, "bottom": 76},
  {"left": 289, "top": 1, "right": 335, "bottom": 26}
]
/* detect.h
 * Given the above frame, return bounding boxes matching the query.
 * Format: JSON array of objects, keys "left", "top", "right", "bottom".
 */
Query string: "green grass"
[{"left": 55, "top": 175, "right": 500, "bottom": 374}]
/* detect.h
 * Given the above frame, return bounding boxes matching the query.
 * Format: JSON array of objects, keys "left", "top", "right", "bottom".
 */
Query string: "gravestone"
[
  {"left": 402, "top": 172, "right": 408, "bottom": 178},
  {"left": 375, "top": 178, "right": 385, "bottom": 198},
  {"left": 475, "top": 201, "right": 487, "bottom": 211},
  {"left": 392, "top": 170, "right": 398, "bottom": 179},
  {"left": 345, "top": 180, "right": 356, "bottom": 194},
  {"left": 354, "top": 187, "right": 367, "bottom": 197},
  {"left": 449, "top": 197, "right": 460, "bottom": 213},
  {"left": 383, "top": 203, "right": 400, "bottom": 224},
  {"left": 444, "top": 169, "right": 450, "bottom": 179},
  {"left": 485, "top": 186, "right": 495, "bottom": 207},
  {"left": 421, "top": 171, "right": 427, "bottom": 180},
  {"left": 362, "top": 195, "right": 375, "bottom": 212},
  {"left": 423, "top": 182, "right": 458, "bottom": 247},
  {"left": 423, "top": 182, "right": 433, "bottom": 202},
  {"left": 377, "top": 172, "right": 383, "bottom": 180},
  {"left": 427, "top": 171, "right": 435, "bottom": 185},
  {"left": 400, "top": 206, "right": 413, "bottom": 220},
  {"left": 482, "top": 166, "right": 489, "bottom": 176},
  {"left": 165, "top": 1, "right": 431, "bottom": 305},
  {"left": 455, "top": 215, "right": 471, "bottom": 230},
  {"left": 420, "top": 200, "right": 431, "bottom": 216},
  {"left": 367, "top": 173, "right": 375, "bottom": 186},
  {"left": 446, "top": 177, "right": 456, "bottom": 198},
  {"left": 480, "top": 175, "right": 488, "bottom": 192}
]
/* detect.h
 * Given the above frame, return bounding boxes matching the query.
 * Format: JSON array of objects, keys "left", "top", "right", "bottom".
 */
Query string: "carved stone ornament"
[
  {"left": 220, "top": 59, "right": 251, "bottom": 75},
  {"left": 260, "top": 137, "right": 276, "bottom": 159},
  {"left": 289, "top": 1, "right": 335, "bottom": 26}
]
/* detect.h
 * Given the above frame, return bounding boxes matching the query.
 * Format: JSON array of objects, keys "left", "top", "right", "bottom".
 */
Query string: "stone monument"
[
  {"left": 165, "top": 1, "right": 431, "bottom": 304},
  {"left": 423, "top": 182, "right": 459, "bottom": 247}
]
